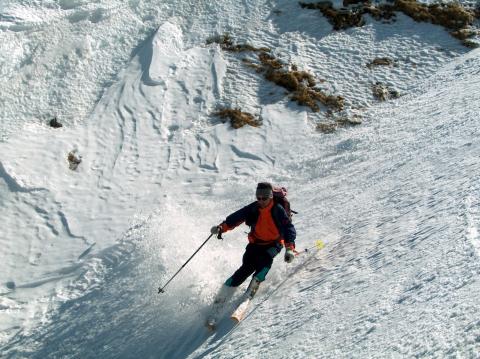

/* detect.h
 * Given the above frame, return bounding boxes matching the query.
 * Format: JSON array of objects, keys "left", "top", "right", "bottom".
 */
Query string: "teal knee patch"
[
  {"left": 254, "top": 267, "right": 270, "bottom": 282},
  {"left": 225, "top": 277, "right": 234, "bottom": 287}
]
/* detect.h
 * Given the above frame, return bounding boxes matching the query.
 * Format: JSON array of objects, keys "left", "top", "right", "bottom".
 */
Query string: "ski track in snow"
[{"left": 1, "top": 0, "right": 480, "bottom": 358}]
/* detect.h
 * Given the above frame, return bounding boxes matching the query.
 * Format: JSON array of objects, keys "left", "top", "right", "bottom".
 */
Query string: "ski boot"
[{"left": 245, "top": 277, "right": 261, "bottom": 299}]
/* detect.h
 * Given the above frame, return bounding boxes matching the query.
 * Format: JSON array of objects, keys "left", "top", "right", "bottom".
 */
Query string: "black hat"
[{"left": 256, "top": 182, "right": 273, "bottom": 198}]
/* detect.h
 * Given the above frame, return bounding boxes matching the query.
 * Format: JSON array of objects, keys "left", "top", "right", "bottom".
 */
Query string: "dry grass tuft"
[
  {"left": 242, "top": 58, "right": 263, "bottom": 72},
  {"left": 300, "top": 1, "right": 365, "bottom": 30},
  {"left": 395, "top": 0, "right": 474, "bottom": 30},
  {"left": 264, "top": 68, "right": 315, "bottom": 91},
  {"left": 300, "top": 0, "right": 478, "bottom": 46},
  {"left": 213, "top": 108, "right": 261, "bottom": 129},
  {"left": 363, "top": 5, "right": 397, "bottom": 23},
  {"left": 316, "top": 122, "right": 338, "bottom": 134},
  {"left": 255, "top": 49, "right": 344, "bottom": 112},
  {"left": 68, "top": 151, "right": 82, "bottom": 171},
  {"left": 316, "top": 114, "right": 362, "bottom": 133},
  {"left": 265, "top": 65, "right": 344, "bottom": 111},
  {"left": 212, "top": 35, "right": 345, "bottom": 113},
  {"left": 343, "top": 0, "right": 370, "bottom": 6},
  {"left": 259, "top": 52, "right": 284, "bottom": 70},
  {"left": 206, "top": 33, "right": 269, "bottom": 53},
  {"left": 206, "top": 33, "right": 233, "bottom": 48},
  {"left": 450, "top": 28, "right": 477, "bottom": 40},
  {"left": 462, "top": 39, "right": 479, "bottom": 48},
  {"left": 367, "top": 57, "right": 395, "bottom": 68},
  {"left": 372, "top": 82, "right": 400, "bottom": 101}
]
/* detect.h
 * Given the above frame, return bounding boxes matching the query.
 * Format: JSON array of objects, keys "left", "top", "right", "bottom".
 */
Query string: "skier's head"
[{"left": 256, "top": 182, "right": 273, "bottom": 208}]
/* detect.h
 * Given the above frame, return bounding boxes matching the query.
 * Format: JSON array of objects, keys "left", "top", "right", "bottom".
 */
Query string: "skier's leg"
[
  {"left": 225, "top": 244, "right": 256, "bottom": 287},
  {"left": 251, "top": 245, "right": 279, "bottom": 283},
  {"left": 206, "top": 245, "right": 255, "bottom": 329},
  {"left": 245, "top": 245, "right": 279, "bottom": 299},
  {"left": 207, "top": 284, "right": 237, "bottom": 327},
  {"left": 229, "top": 246, "right": 280, "bottom": 323},
  {"left": 213, "top": 284, "right": 237, "bottom": 305}
]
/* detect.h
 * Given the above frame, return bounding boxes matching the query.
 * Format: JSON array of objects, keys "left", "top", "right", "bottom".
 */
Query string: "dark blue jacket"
[{"left": 223, "top": 201, "right": 296, "bottom": 247}]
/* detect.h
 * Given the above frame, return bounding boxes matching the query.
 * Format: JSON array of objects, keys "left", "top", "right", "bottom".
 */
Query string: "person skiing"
[{"left": 207, "top": 182, "right": 296, "bottom": 327}]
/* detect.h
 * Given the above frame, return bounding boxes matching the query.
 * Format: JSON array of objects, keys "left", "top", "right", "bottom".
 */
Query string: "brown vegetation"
[
  {"left": 450, "top": 28, "right": 478, "bottom": 40},
  {"left": 462, "top": 39, "right": 479, "bottom": 48},
  {"left": 68, "top": 151, "right": 82, "bottom": 170},
  {"left": 213, "top": 108, "right": 261, "bottom": 129},
  {"left": 264, "top": 62, "right": 344, "bottom": 112},
  {"left": 372, "top": 82, "right": 400, "bottom": 101},
  {"left": 316, "top": 122, "right": 337, "bottom": 133},
  {"left": 300, "top": 2, "right": 365, "bottom": 30},
  {"left": 343, "top": 0, "right": 370, "bottom": 7},
  {"left": 258, "top": 52, "right": 284, "bottom": 70},
  {"left": 300, "top": 0, "right": 479, "bottom": 46},
  {"left": 394, "top": 0, "right": 474, "bottom": 30},
  {"left": 317, "top": 114, "right": 362, "bottom": 133},
  {"left": 367, "top": 57, "right": 395, "bottom": 68},
  {"left": 210, "top": 35, "right": 345, "bottom": 113},
  {"left": 253, "top": 50, "right": 344, "bottom": 112},
  {"left": 206, "top": 33, "right": 269, "bottom": 53}
]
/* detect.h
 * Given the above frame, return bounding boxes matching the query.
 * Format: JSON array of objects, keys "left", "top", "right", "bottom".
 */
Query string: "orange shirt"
[{"left": 252, "top": 200, "right": 281, "bottom": 243}]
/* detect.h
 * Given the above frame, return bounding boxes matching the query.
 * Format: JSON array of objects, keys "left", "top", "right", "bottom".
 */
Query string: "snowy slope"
[
  {"left": 190, "top": 49, "right": 480, "bottom": 359},
  {"left": 1, "top": 0, "right": 480, "bottom": 358}
]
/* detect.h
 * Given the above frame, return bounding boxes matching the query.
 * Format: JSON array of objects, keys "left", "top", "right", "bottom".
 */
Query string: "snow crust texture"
[{"left": 1, "top": 0, "right": 480, "bottom": 358}]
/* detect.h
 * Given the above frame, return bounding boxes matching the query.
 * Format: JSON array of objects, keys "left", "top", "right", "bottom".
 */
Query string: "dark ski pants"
[{"left": 225, "top": 243, "right": 281, "bottom": 287}]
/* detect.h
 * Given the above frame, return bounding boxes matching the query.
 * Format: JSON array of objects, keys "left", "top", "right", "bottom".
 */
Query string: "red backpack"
[{"left": 272, "top": 186, "right": 296, "bottom": 220}]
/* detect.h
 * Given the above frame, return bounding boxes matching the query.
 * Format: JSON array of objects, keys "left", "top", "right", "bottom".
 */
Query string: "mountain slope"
[{"left": 1, "top": 1, "right": 479, "bottom": 358}]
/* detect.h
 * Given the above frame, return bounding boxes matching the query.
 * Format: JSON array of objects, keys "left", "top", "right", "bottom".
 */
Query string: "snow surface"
[{"left": 1, "top": 0, "right": 480, "bottom": 358}]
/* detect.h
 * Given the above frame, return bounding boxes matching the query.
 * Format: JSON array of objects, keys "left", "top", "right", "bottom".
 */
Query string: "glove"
[
  {"left": 210, "top": 225, "right": 222, "bottom": 235},
  {"left": 284, "top": 249, "right": 295, "bottom": 263}
]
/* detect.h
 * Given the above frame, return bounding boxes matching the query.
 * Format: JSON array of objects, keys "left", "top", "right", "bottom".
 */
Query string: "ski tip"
[
  {"left": 230, "top": 315, "right": 241, "bottom": 323},
  {"left": 205, "top": 319, "right": 217, "bottom": 331},
  {"left": 206, "top": 323, "right": 216, "bottom": 331}
]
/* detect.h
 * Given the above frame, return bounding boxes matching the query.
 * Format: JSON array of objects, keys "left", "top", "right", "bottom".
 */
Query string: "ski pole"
[{"left": 158, "top": 233, "right": 214, "bottom": 294}]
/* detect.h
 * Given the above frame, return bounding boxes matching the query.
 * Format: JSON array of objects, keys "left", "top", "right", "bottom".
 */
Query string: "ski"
[
  {"left": 230, "top": 297, "right": 251, "bottom": 323},
  {"left": 205, "top": 302, "right": 225, "bottom": 331},
  {"left": 205, "top": 284, "right": 237, "bottom": 331},
  {"left": 205, "top": 317, "right": 217, "bottom": 331},
  {"left": 230, "top": 277, "right": 260, "bottom": 323},
  {"left": 212, "top": 241, "right": 327, "bottom": 327}
]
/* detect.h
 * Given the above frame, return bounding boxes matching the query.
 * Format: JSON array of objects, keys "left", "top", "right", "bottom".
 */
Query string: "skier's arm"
[
  {"left": 284, "top": 225, "right": 296, "bottom": 250},
  {"left": 277, "top": 207, "right": 296, "bottom": 249},
  {"left": 219, "top": 202, "right": 255, "bottom": 233}
]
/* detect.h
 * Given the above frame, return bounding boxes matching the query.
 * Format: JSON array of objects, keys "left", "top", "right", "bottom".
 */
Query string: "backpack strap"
[{"left": 270, "top": 203, "right": 282, "bottom": 232}]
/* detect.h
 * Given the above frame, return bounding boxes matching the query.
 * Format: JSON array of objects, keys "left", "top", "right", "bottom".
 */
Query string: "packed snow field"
[{"left": 1, "top": 0, "right": 480, "bottom": 358}]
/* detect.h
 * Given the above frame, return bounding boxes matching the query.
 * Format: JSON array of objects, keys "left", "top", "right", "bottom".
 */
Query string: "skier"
[{"left": 208, "top": 182, "right": 296, "bottom": 326}]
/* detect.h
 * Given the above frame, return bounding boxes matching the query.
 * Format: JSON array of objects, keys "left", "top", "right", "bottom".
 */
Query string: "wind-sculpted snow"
[
  {"left": 0, "top": 0, "right": 272, "bottom": 141},
  {"left": 1, "top": 0, "right": 480, "bottom": 358},
  {"left": 147, "top": 21, "right": 184, "bottom": 87}
]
